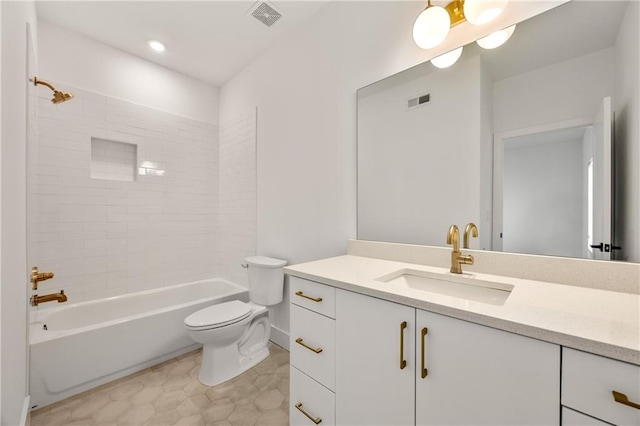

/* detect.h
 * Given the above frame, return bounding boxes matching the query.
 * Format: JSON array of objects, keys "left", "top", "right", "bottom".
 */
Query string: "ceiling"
[{"left": 36, "top": 1, "right": 329, "bottom": 87}]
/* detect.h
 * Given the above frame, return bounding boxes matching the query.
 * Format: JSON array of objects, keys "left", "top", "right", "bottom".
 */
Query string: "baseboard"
[
  {"left": 21, "top": 395, "right": 31, "bottom": 426},
  {"left": 270, "top": 324, "right": 289, "bottom": 351}
]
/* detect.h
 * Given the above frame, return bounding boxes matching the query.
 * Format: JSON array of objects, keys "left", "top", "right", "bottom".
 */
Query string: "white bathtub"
[{"left": 29, "top": 278, "right": 249, "bottom": 409}]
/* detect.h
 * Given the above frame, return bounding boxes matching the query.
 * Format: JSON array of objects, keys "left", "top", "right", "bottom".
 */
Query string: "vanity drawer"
[
  {"left": 290, "top": 366, "right": 335, "bottom": 426},
  {"left": 290, "top": 276, "right": 336, "bottom": 318},
  {"left": 290, "top": 303, "right": 335, "bottom": 391},
  {"left": 562, "top": 348, "right": 640, "bottom": 425},
  {"left": 562, "top": 407, "right": 610, "bottom": 426}
]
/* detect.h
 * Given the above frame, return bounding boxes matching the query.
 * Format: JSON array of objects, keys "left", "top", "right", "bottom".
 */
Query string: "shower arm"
[{"left": 33, "top": 77, "right": 57, "bottom": 92}]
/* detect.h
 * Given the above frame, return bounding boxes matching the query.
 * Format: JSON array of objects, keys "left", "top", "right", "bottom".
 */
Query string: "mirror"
[{"left": 357, "top": 0, "right": 639, "bottom": 262}]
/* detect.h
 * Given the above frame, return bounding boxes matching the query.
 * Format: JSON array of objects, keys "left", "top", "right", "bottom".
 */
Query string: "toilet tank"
[{"left": 245, "top": 256, "right": 287, "bottom": 306}]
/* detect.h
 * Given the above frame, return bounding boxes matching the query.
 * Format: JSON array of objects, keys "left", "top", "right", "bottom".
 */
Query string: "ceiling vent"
[{"left": 249, "top": 1, "right": 283, "bottom": 28}]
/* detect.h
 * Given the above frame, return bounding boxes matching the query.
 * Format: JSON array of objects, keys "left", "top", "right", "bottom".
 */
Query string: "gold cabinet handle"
[
  {"left": 421, "top": 327, "right": 429, "bottom": 379},
  {"left": 295, "top": 291, "right": 323, "bottom": 303},
  {"left": 295, "top": 402, "right": 322, "bottom": 424},
  {"left": 295, "top": 338, "right": 323, "bottom": 354},
  {"left": 400, "top": 321, "right": 407, "bottom": 370},
  {"left": 613, "top": 391, "right": 640, "bottom": 410}
]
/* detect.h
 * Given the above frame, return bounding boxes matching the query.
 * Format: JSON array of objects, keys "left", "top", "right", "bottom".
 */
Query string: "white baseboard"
[
  {"left": 21, "top": 395, "right": 31, "bottom": 426},
  {"left": 270, "top": 324, "right": 289, "bottom": 351}
]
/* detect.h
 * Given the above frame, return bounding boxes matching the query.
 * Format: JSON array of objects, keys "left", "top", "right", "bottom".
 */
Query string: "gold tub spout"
[{"left": 31, "top": 290, "right": 67, "bottom": 307}]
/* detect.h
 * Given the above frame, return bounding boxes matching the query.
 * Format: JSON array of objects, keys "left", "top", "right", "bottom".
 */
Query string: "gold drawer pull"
[
  {"left": 295, "top": 291, "right": 323, "bottom": 303},
  {"left": 296, "top": 338, "right": 323, "bottom": 354},
  {"left": 420, "top": 327, "right": 428, "bottom": 379},
  {"left": 613, "top": 391, "right": 640, "bottom": 410},
  {"left": 295, "top": 402, "right": 322, "bottom": 424},
  {"left": 400, "top": 321, "right": 407, "bottom": 370}
]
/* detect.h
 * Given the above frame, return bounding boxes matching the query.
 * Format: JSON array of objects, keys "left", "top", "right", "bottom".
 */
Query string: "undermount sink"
[{"left": 376, "top": 269, "right": 513, "bottom": 306}]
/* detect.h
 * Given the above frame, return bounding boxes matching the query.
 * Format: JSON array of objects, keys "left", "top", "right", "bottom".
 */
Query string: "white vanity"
[{"left": 285, "top": 242, "right": 640, "bottom": 426}]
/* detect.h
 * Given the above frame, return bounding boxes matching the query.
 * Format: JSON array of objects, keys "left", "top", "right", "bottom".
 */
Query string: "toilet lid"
[{"left": 184, "top": 300, "right": 252, "bottom": 329}]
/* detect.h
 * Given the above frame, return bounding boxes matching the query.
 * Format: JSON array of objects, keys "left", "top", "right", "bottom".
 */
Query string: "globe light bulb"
[
  {"left": 413, "top": 5, "right": 451, "bottom": 49},
  {"left": 431, "top": 46, "right": 463, "bottom": 68},
  {"left": 476, "top": 25, "right": 516, "bottom": 49},
  {"left": 463, "top": 0, "right": 508, "bottom": 26}
]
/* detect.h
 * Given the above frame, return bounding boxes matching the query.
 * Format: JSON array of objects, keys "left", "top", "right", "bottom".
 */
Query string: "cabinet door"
[
  {"left": 562, "top": 407, "right": 610, "bottom": 426},
  {"left": 336, "top": 289, "right": 415, "bottom": 426},
  {"left": 416, "top": 309, "right": 560, "bottom": 425}
]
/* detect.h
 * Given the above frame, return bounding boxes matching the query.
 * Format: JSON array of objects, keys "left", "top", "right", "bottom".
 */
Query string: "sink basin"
[{"left": 376, "top": 269, "right": 513, "bottom": 306}]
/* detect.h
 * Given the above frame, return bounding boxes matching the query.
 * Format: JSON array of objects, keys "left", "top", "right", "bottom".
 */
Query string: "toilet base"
[
  {"left": 197, "top": 308, "right": 271, "bottom": 387},
  {"left": 198, "top": 342, "right": 270, "bottom": 387}
]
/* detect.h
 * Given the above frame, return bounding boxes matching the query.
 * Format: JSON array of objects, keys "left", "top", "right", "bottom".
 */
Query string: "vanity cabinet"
[
  {"left": 290, "top": 277, "right": 336, "bottom": 426},
  {"left": 336, "top": 288, "right": 416, "bottom": 425},
  {"left": 562, "top": 408, "right": 611, "bottom": 426},
  {"left": 562, "top": 348, "right": 640, "bottom": 425},
  {"left": 415, "top": 309, "right": 559, "bottom": 425},
  {"left": 335, "top": 288, "right": 560, "bottom": 425}
]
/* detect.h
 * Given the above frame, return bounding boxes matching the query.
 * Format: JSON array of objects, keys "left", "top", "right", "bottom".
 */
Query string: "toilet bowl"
[{"left": 184, "top": 256, "right": 287, "bottom": 386}]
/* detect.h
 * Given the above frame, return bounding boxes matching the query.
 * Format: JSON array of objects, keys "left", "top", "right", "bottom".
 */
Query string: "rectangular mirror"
[{"left": 357, "top": 0, "right": 639, "bottom": 262}]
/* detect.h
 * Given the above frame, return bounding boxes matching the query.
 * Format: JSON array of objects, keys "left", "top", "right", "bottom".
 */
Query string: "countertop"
[{"left": 284, "top": 255, "right": 640, "bottom": 365}]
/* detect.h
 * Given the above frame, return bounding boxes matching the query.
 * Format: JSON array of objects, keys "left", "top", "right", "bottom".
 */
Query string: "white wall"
[
  {"left": 614, "top": 1, "right": 640, "bottom": 262},
  {"left": 38, "top": 21, "right": 219, "bottom": 124},
  {"left": 220, "top": 1, "right": 561, "bottom": 338},
  {"left": 29, "top": 83, "right": 219, "bottom": 304},
  {"left": 358, "top": 55, "right": 481, "bottom": 247},
  {"left": 1, "top": 1, "right": 37, "bottom": 424},
  {"left": 503, "top": 138, "right": 584, "bottom": 258},
  {"left": 219, "top": 110, "right": 257, "bottom": 287},
  {"left": 493, "top": 47, "right": 615, "bottom": 134}
]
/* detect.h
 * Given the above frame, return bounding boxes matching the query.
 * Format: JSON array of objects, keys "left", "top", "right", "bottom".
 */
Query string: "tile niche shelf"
[{"left": 90, "top": 137, "right": 137, "bottom": 182}]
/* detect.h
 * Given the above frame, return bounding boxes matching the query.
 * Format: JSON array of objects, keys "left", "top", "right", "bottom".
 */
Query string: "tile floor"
[{"left": 31, "top": 344, "right": 290, "bottom": 426}]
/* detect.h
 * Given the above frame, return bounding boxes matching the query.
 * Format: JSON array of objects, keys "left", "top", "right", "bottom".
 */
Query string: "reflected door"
[{"left": 589, "top": 96, "right": 613, "bottom": 260}]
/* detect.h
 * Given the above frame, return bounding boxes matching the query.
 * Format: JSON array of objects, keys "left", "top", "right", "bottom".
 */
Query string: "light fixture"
[
  {"left": 463, "top": 0, "right": 508, "bottom": 26},
  {"left": 413, "top": 0, "right": 509, "bottom": 50},
  {"left": 148, "top": 40, "right": 166, "bottom": 52},
  {"left": 413, "top": 1, "right": 451, "bottom": 50},
  {"left": 431, "top": 47, "right": 464, "bottom": 68},
  {"left": 476, "top": 24, "right": 515, "bottom": 49}
]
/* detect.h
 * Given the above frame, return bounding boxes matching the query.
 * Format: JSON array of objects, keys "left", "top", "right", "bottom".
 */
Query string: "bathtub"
[{"left": 29, "top": 278, "right": 249, "bottom": 409}]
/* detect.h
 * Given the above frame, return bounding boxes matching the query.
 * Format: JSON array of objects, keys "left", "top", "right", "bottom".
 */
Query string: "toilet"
[{"left": 184, "top": 256, "right": 287, "bottom": 386}]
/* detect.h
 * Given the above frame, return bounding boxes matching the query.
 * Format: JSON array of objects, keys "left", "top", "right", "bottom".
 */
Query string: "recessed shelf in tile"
[{"left": 91, "top": 137, "right": 137, "bottom": 182}]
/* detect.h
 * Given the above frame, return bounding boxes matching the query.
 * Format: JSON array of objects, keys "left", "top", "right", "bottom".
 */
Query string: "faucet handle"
[
  {"left": 458, "top": 254, "right": 474, "bottom": 266},
  {"left": 31, "top": 266, "right": 55, "bottom": 290}
]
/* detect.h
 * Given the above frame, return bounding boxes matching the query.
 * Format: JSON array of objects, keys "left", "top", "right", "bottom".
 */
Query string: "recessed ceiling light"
[{"left": 148, "top": 40, "right": 166, "bottom": 52}]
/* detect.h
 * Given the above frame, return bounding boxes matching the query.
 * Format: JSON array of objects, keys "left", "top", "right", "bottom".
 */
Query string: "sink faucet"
[
  {"left": 31, "top": 290, "right": 67, "bottom": 307},
  {"left": 447, "top": 225, "right": 474, "bottom": 274},
  {"left": 463, "top": 223, "right": 478, "bottom": 249}
]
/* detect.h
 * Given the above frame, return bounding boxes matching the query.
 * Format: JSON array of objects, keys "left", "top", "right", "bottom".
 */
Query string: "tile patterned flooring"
[{"left": 31, "top": 344, "right": 290, "bottom": 426}]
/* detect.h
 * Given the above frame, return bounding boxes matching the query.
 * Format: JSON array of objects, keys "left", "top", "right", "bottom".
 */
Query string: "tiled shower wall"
[
  {"left": 219, "top": 110, "right": 258, "bottom": 286},
  {"left": 28, "top": 83, "right": 220, "bottom": 304}
]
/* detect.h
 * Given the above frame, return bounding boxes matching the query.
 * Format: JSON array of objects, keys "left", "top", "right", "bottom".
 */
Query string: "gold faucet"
[
  {"left": 31, "top": 290, "right": 67, "bottom": 307},
  {"left": 31, "top": 266, "right": 55, "bottom": 290},
  {"left": 463, "top": 223, "right": 478, "bottom": 249},
  {"left": 446, "top": 225, "right": 474, "bottom": 274}
]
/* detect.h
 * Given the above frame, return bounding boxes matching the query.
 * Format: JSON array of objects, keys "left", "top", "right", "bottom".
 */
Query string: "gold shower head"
[{"left": 33, "top": 77, "right": 74, "bottom": 104}]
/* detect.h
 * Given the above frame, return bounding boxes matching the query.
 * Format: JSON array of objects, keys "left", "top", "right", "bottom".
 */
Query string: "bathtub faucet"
[
  {"left": 31, "top": 290, "right": 67, "bottom": 307},
  {"left": 31, "top": 266, "right": 55, "bottom": 290}
]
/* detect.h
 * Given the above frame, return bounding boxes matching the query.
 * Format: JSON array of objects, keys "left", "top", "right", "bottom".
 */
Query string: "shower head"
[
  {"left": 33, "top": 77, "right": 74, "bottom": 104},
  {"left": 51, "top": 90, "right": 74, "bottom": 104}
]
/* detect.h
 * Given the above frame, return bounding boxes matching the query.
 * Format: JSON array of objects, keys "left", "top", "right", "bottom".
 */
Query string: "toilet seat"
[{"left": 184, "top": 300, "right": 252, "bottom": 331}]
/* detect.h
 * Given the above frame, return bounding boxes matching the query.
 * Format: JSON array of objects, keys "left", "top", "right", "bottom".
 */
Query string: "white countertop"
[{"left": 284, "top": 255, "right": 640, "bottom": 365}]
